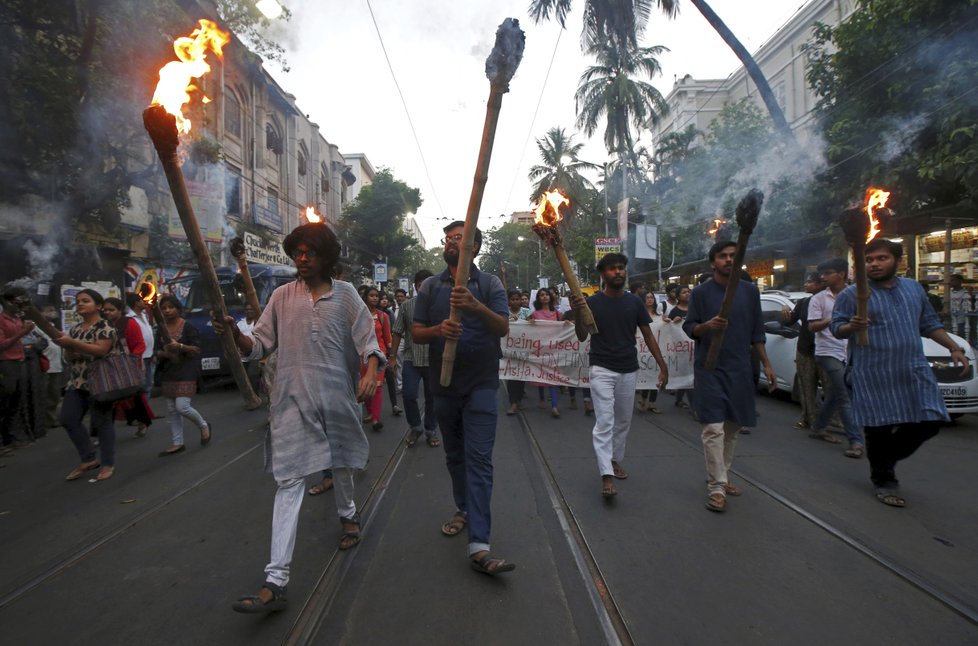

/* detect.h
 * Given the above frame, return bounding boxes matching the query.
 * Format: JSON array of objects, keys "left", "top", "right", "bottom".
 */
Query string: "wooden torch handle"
[
  {"left": 553, "top": 244, "right": 598, "bottom": 335},
  {"left": 704, "top": 231, "right": 752, "bottom": 371}
]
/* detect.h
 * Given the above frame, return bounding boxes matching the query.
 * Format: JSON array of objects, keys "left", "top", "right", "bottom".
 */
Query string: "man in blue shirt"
[
  {"left": 831, "top": 238, "right": 969, "bottom": 507},
  {"left": 570, "top": 253, "right": 668, "bottom": 499},
  {"left": 413, "top": 221, "right": 514, "bottom": 575}
]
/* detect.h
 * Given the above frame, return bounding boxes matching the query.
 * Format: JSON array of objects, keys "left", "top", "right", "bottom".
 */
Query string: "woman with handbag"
[
  {"left": 155, "top": 295, "right": 209, "bottom": 456},
  {"left": 52, "top": 289, "right": 118, "bottom": 482},
  {"left": 103, "top": 298, "right": 155, "bottom": 436}
]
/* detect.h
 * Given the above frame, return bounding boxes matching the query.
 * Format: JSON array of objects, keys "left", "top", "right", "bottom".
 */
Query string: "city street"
[{"left": 1, "top": 386, "right": 977, "bottom": 645}]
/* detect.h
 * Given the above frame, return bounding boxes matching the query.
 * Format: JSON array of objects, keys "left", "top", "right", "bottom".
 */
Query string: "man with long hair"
[{"left": 216, "top": 222, "right": 384, "bottom": 613}]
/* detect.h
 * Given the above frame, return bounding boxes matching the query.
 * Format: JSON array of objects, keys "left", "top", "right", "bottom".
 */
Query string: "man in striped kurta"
[
  {"left": 220, "top": 223, "right": 384, "bottom": 614},
  {"left": 831, "top": 238, "right": 969, "bottom": 508}
]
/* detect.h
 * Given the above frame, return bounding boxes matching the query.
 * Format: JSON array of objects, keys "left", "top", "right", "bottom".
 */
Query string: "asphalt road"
[{"left": 1, "top": 385, "right": 976, "bottom": 645}]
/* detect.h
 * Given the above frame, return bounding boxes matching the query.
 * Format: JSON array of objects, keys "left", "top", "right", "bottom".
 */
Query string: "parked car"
[
  {"left": 168, "top": 263, "right": 295, "bottom": 378},
  {"left": 759, "top": 291, "right": 978, "bottom": 418}
]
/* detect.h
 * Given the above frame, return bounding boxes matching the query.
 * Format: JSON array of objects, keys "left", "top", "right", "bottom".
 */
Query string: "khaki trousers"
[{"left": 702, "top": 420, "right": 740, "bottom": 496}]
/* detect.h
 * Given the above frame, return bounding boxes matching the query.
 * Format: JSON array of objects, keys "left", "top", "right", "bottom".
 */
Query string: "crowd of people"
[{"left": 1, "top": 218, "right": 971, "bottom": 614}]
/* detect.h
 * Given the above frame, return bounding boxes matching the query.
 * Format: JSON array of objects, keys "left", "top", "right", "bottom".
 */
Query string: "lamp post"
[{"left": 517, "top": 235, "right": 543, "bottom": 288}]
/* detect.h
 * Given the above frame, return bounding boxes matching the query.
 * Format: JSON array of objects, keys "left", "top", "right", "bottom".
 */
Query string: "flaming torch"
[
  {"left": 530, "top": 190, "right": 599, "bottom": 335},
  {"left": 440, "top": 18, "right": 525, "bottom": 387},
  {"left": 303, "top": 206, "right": 322, "bottom": 225},
  {"left": 136, "top": 282, "right": 172, "bottom": 346},
  {"left": 839, "top": 187, "right": 892, "bottom": 346},
  {"left": 143, "top": 19, "right": 261, "bottom": 409},
  {"left": 704, "top": 189, "right": 764, "bottom": 371}
]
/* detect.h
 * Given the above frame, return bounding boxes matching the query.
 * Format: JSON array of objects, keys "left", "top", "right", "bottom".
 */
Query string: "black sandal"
[
  {"left": 339, "top": 512, "right": 361, "bottom": 550},
  {"left": 470, "top": 554, "right": 516, "bottom": 576},
  {"left": 232, "top": 582, "right": 288, "bottom": 614}
]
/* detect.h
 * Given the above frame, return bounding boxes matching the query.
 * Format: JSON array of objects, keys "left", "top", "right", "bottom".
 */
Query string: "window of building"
[
  {"left": 225, "top": 93, "right": 241, "bottom": 138},
  {"left": 225, "top": 163, "right": 242, "bottom": 215},
  {"left": 297, "top": 147, "right": 307, "bottom": 187},
  {"left": 267, "top": 187, "right": 279, "bottom": 218},
  {"left": 266, "top": 123, "right": 283, "bottom": 155},
  {"left": 320, "top": 162, "right": 329, "bottom": 193}
]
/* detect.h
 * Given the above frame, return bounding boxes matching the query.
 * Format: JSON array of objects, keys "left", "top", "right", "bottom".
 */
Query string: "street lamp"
[{"left": 517, "top": 235, "right": 543, "bottom": 288}]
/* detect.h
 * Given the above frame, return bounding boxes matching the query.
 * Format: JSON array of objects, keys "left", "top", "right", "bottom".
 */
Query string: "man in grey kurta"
[
  {"left": 684, "top": 241, "right": 776, "bottom": 513},
  {"left": 830, "top": 238, "right": 968, "bottom": 507},
  {"left": 221, "top": 223, "right": 384, "bottom": 614}
]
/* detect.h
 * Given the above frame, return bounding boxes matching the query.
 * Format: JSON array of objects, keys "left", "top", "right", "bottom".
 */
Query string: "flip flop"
[
  {"left": 845, "top": 446, "right": 864, "bottom": 459},
  {"left": 809, "top": 432, "right": 842, "bottom": 444},
  {"left": 611, "top": 462, "right": 628, "bottom": 480},
  {"left": 65, "top": 461, "right": 100, "bottom": 481},
  {"left": 876, "top": 491, "right": 905, "bottom": 507},
  {"left": 441, "top": 512, "right": 467, "bottom": 537},
  {"left": 470, "top": 554, "right": 516, "bottom": 576},
  {"left": 427, "top": 436, "right": 441, "bottom": 448},
  {"left": 307, "top": 479, "right": 333, "bottom": 496},
  {"left": 232, "top": 582, "right": 288, "bottom": 614}
]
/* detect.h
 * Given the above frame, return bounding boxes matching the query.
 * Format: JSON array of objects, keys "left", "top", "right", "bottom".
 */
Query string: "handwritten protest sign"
[{"left": 499, "top": 319, "right": 694, "bottom": 389}]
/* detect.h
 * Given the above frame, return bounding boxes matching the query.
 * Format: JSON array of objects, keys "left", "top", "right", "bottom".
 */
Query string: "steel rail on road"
[
  {"left": 0, "top": 436, "right": 265, "bottom": 610},
  {"left": 654, "top": 420, "right": 978, "bottom": 627}
]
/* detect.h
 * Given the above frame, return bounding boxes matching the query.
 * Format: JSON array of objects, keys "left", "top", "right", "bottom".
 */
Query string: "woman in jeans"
[
  {"left": 54, "top": 289, "right": 117, "bottom": 482},
  {"left": 155, "top": 295, "right": 209, "bottom": 456},
  {"left": 102, "top": 298, "right": 155, "bottom": 436}
]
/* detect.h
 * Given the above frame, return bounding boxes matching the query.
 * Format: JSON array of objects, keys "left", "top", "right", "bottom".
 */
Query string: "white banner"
[{"left": 499, "top": 319, "right": 694, "bottom": 389}]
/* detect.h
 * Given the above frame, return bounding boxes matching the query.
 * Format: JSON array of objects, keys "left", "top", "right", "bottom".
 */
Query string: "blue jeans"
[
  {"left": 814, "top": 355, "right": 863, "bottom": 447},
  {"left": 402, "top": 361, "right": 437, "bottom": 435},
  {"left": 61, "top": 388, "right": 116, "bottom": 466},
  {"left": 434, "top": 388, "right": 498, "bottom": 555}
]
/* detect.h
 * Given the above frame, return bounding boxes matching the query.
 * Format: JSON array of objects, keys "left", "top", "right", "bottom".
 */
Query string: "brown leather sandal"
[{"left": 441, "top": 511, "right": 467, "bottom": 537}]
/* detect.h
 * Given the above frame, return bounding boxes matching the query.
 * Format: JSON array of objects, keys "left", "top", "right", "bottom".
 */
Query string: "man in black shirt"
[
  {"left": 571, "top": 253, "right": 668, "bottom": 499},
  {"left": 782, "top": 272, "right": 823, "bottom": 429}
]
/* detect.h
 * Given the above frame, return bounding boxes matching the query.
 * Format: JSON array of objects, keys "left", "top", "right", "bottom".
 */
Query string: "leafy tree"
[
  {"left": 805, "top": 0, "right": 978, "bottom": 213},
  {"left": 339, "top": 168, "right": 423, "bottom": 278},
  {"left": 528, "top": 126, "right": 598, "bottom": 204},
  {"left": 528, "top": 0, "right": 678, "bottom": 48}
]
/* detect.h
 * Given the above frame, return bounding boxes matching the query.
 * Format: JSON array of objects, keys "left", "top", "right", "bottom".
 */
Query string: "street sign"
[
  {"left": 398, "top": 277, "right": 410, "bottom": 292},
  {"left": 539, "top": 277, "right": 549, "bottom": 289},
  {"left": 594, "top": 237, "right": 622, "bottom": 264},
  {"left": 373, "top": 263, "right": 387, "bottom": 283},
  {"left": 634, "top": 224, "right": 658, "bottom": 260}
]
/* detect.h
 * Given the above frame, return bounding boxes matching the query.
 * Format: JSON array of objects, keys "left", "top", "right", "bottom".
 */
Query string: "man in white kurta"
[{"left": 222, "top": 223, "right": 383, "bottom": 614}]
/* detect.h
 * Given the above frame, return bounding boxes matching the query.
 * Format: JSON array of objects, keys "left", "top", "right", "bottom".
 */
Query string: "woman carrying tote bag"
[
  {"left": 103, "top": 298, "right": 155, "bottom": 437},
  {"left": 53, "top": 289, "right": 118, "bottom": 482},
  {"left": 155, "top": 295, "right": 209, "bottom": 457}
]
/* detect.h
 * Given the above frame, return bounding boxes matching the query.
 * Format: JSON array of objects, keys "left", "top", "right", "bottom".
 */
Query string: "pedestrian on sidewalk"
[
  {"left": 53, "top": 289, "right": 118, "bottom": 481},
  {"left": 413, "top": 220, "right": 515, "bottom": 576},
  {"left": 155, "top": 295, "right": 209, "bottom": 456},
  {"left": 219, "top": 222, "right": 384, "bottom": 613},
  {"left": 683, "top": 241, "right": 776, "bottom": 513},
  {"left": 808, "top": 259, "right": 864, "bottom": 456},
  {"left": 530, "top": 288, "right": 561, "bottom": 418},
  {"left": 831, "top": 238, "right": 968, "bottom": 508},
  {"left": 781, "top": 272, "right": 822, "bottom": 430},
  {"left": 1, "top": 286, "right": 37, "bottom": 452},
  {"left": 390, "top": 269, "right": 441, "bottom": 448},
  {"left": 570, "top": 252, "right": 669, "bottom": 499}
]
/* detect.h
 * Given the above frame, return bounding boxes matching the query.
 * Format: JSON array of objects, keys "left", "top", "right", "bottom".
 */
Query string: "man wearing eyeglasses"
[
  {"left": 413, "top": 221, "right": 514, "bottom": 576},
  {"left": 1, "top": 286, "right": 36, "bottom": 452}
]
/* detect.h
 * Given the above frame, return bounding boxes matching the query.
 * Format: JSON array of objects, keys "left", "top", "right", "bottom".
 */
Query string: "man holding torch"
[
  {"left": 412, "top": 221, "right": 515, "bottom": 576},
  {"left": 569, "top": 253, "right": 669, "bottom": 500},
  {"left": 831, "top": 238, "right": 969, "bottom": 508},
  {"left": 214, "top": 223, "right": 385, "bottom": 613},
  {"left": 684, "top": 241, "right": 776, "bottom": 513}
]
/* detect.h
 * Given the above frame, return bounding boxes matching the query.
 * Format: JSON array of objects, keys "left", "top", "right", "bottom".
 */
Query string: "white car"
[{"left": 759, "top": 291, "right": 978, "bottom": 418}]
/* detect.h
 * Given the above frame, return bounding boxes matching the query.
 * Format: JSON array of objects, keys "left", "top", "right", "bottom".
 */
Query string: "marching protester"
[
  {"left": 37, "top": 303, "right": 65, "bottom": 431},
  {"left": 683, "top": 241, "right": 776, "bottom": 513},
  {"left": 530, "top": 287, "right": 561, "bottom": 418},
  {"left": 562, "top": 305, "right": 593, "bottom": 415},
  {"left": 808, "top": 259, "right": 864, "bottom": 456},
  {"left": 636, "top": 291, "right": 662, "bottom": 414},
  {"left": 661, "top": 283, "right": 680, "bottom": 320},
  {"left": 782, "top": 272, "right": 822, "bottom": 430},
  {"left": 102, "top": 297, "right": 155, "bottom": 438},
  {"left": 504, "top": 288, "right": 531, "bottom": 415},
  {"left": 378, "top": 292, "right": 402, "bottom": 417},
  {"left": 390, "top": 269, "right": 440, "bottom": 447},
  {"left": 0, "top": 286, "right": 36, "bottom": 452},
  {"left": 52, "top": 289, "right": 117, "bottom": 481},
  {"left": 125, "top": 294, "right": 155, "bottom": 417},
  {"left": 362, "top": 286, "right": 393, "bottom": 431},
  {"left": 236, "top": 302, "right": 262, "bottom": 396},
  {"left": 668, "top": 286, "right": 695, "bottom": 410},
  {"left": 570, "top": 252, "right": 669, "bottom": 499},
  {"left": 413, "top": 220, "right": 515, "bottom": 576},
  {"left": 391, "top": 287, "right": 408, "bottom": 391},
  {"left": 217, "top": 222, "right": 384, "bottom": 613},
  {"left": 21, "top": 322, "right": 47, "bottom": 440},
  {"left": 831, "top": 238, "right": 969, "bottom": 508},
  {"left": 948, "top": 274, "right": 971, "bottom": 340},
  {"left": 155, "top": 294, "right": 209, "bottom": 457}
]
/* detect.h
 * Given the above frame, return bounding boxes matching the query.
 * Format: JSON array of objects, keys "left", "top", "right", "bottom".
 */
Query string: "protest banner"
[{"left": 499, "top": 319, "right": 694, "bottom": 389}]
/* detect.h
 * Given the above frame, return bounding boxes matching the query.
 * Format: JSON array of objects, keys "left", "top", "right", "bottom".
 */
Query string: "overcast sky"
[{"left": 265, "top": 0, "right": 810, "bottom": 248}]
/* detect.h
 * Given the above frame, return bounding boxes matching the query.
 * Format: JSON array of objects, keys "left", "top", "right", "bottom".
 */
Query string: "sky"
[{"left": 264, "top": 0, "right": 811, "bottom": 249}]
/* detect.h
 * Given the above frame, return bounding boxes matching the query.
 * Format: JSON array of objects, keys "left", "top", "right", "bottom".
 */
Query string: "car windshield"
[{"left": 185, "top": 278, "right": 245, "bottom": 312}]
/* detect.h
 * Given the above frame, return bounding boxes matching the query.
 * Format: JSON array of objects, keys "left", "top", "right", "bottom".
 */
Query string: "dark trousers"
[
  {"left": 864, "top": 421, "right": 941, "bottom": 486},
  {"left": 505, "top": 379, "right": 525, "bottom": 406},
  {"left": 385, "top": 364, "right": 399, "bottom": 411},
  {"left": 40, "top": 371, "right": 65, "bottom": 428},
  {"left": 402, "top": 360, "right": 437, "bottom": 434},
  {"left": 61, "top": 388, "right": 116, "bottom": 467},
  {"left": 0, "top": 359, "right": 28, "bottom": 445}
]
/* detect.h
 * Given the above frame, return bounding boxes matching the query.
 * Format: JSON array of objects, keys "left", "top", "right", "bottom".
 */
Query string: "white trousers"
[
  {"left": 702, "top": 421, "right": 740, "bottom": 496},
  {"left": 264, "top": 467, "right": 357, "bottom": 587},
  {"left": 589, "top": 365, "right": 638, "bottom": 477}
]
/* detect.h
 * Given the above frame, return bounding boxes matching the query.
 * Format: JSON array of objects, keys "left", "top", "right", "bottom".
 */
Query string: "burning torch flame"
[
  {"left": 304, "top": 207, "right": 322, "bottom": 224},
  {"left": 136, "top": 281, "right": 158, "bottom": 305},
  {"left": 864, "top": 187, "right": 890, "bottom": 243},
  {"left": 533, "top": 190, "right": 569, "bottom": 227},
  {"left": 708, "top": 218, "right": 727, "bottom": 236},
  {"left": 150, "top": 19, "right": 230, "bottom": 135}
]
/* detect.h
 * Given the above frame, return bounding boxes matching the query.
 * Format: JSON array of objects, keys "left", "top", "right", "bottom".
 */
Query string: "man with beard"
[
  {"left": 684, "top": 241, "right": 776, "bottom": 513},
  {"left": 570, "top": 253, "right": 668, "bottom": 499},
  {"left": 412, "top": 221, "right": 514, "bottom": 576},
  {"left": 831, "top": 238, "right": 968, "bottom": 508},
  {"left": 215, "top": 222, "right": 384, "bottom": 613}
]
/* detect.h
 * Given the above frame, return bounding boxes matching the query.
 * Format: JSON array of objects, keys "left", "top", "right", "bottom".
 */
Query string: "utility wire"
[{"left": 363, "top": 0, "right": 446, "bottom": 221}]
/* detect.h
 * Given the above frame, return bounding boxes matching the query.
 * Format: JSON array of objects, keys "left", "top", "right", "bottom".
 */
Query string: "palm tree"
[
  {"left": 528, "top": 126, "right": 598, "bottom": 204},
  {"left": 575, "top": 40, "right": 669, "bottom": 219},
  {"left": 529, "top": 0, "right": 793, "bottom": 141}
]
